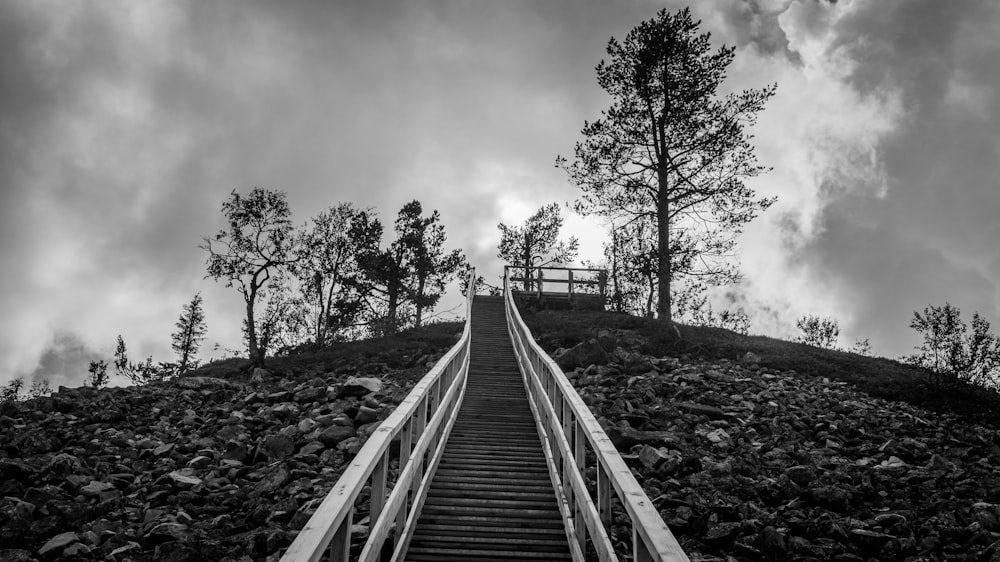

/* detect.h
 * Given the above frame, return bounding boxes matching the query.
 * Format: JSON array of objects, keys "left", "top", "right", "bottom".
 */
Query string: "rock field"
[
  {"left": 552, "top": 330, "right": 1000, "bottom": 561},
  {"left": 0, "top": 346, "right": 444, "bottom": 562},
  {"left": 4, "top": 319, "right": 1000, "bottom": 561}
]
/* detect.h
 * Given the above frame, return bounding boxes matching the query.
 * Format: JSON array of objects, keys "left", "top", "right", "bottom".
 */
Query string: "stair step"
[
  {"left": 406, "top": 546, "right": 571, "bottom": 560},
  {"left": 405, "top": 296, "right": 570, "bottom": 560}
]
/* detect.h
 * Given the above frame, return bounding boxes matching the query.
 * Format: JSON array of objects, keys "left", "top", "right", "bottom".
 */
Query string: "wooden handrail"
[
  {"left": 504, "top": 265, "right": 608, "bottom": 299},
  {"left": 280, "top": 268, "right": 476, "bottom": 562},
  {"left": 503, "top": 269, "right": 689, "bottom": 562}
]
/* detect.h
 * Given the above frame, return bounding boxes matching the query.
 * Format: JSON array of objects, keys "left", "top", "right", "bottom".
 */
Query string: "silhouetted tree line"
[{"left": 201, "top": 190, "right": 468, "bottom": 367}]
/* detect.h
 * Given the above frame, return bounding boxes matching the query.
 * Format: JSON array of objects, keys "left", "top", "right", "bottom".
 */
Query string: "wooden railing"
[
  {"left": 280, "top": 269, "right": 477, "bottom": 562},
  {"left": 504, "top": 270, "right": 689, "bottom": 562},
  {"left": 506, "top": 265, "right": 608, "bottom": 301}
]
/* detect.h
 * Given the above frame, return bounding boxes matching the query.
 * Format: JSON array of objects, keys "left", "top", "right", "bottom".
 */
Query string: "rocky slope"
[
  {"left": 5, "top": 315, "right": 1000, "bottom": 562},
  {"left": 0, "top": 340, "right": 451, "bottom": 562},
  {"left": 551, "top": 329, "right": 1000, "bottom": 561}
]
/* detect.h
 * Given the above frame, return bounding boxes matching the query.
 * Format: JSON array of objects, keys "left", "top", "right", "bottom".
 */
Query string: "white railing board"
[
  {"left": 503, "top": 272, "right": 689, "bottom": 562},
  {"left": 360, "top": 348, "right": 468, "bottom": 562},
  {"left": 280, "top": 269, "right": 476, "bottom": 562},
  {"left": 527, "top": 361, "right": 616, "bottom": 561}
]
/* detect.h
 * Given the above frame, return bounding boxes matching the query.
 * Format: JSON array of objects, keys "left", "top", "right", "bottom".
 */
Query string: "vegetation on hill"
[{"left": 520, "top": 307, "right": 1000, "bottom": 428}]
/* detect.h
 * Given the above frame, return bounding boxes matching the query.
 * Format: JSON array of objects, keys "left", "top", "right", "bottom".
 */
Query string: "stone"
[
  {"left": 604, "top": 425, "right": 678, "bottom": 450},
  {"left": 0, "top": 549, "right": 35, "bottom": 562},
  {"left": 41, "top": 453, "right": 87, "bottom": 477},
  {"left": 186, "top": 455, "right": 212, "bottom": 469},
  {"left": 0, "top": 459, "right": 36, "bottom": 483},
  {"left": 556, "top": 339, "right": 609, "bottom": 370},
  {"left": 353, "top": 406, "right": 378, "bottom": 425},
  {"left": 176, "top": 376, "right": 235, "bottom": 389},
  {"left": 37, "top": 532, "right": 77, "bottom": 556},
  {"left": 677, "top": 402, "right": 728, "bottom": 420},
  {"left": 251, "top": 368, "right": 270, "bottom": 382},
  {"left": 153, "top": 443, "right": 175, "bottom": 456},
  {"left": 317, "top": 425, "right": 356, "bottom": 447},
  {"left": 741, "top": 351, "right": 761, "bottom": 365},
  {"left": 704, "top": 521, "right": 741, "bottom": 545},
  {"left": 293, "top": 386, "right": 326, "bottom": 403},
  {"left": 808, "top": 485, "right": 852, "bottom": 511},
  {"left": 341, "top": 377, "right": 383, "bottom": 397},
  {"left": 1, "top": 498, "right": 35, "bottom": 527},
  {"left": 168, "top": 470, "right": 203, "bottom": 488},
  {"left": 79, "top": 480, "right": 115, "bottom": 497},
  {"left": 297, "top": 441, "right": 326, "bottom": 456},
  {"left": 784, "top": 465, "right": 816, "bottom": 487},
  {"left": 637, "top": 445, "right": 678, "bottom": 470},
  {"left": 255, "top": 464, "right": 291, "bottom": 494},
  {"left": 925, "top": 453, "right": 955, "bottom": 472},
  {"left": 145, "top": 521, "right": 189, "bottom": 544},
  {"left": 263, "top": 434, "right": 295, "bottom": 460},
  {"left": 755, "top": 526, "right": 787, "bottom": 559},
  {"left": 706, "top": 428, "right": 730, "bottom": 446}
]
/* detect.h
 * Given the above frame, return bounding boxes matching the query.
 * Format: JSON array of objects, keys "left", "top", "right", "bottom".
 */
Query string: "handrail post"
[
  {"left": 537, "top": 268, "right": 543, "bottom": 300},
  {"left": 371, "top": 454, "right": 388, "bottom": 522},
  {"left": 568, "top": 270, "right": 574, "bottom": 301},
  {"left": 328, "top": 507, "right": 352, "bottom": 562}
]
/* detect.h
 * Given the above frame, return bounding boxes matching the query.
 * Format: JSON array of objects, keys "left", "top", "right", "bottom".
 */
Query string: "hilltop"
[{"left": 2, "top": 308, "right": 1000, "bottom": 561}]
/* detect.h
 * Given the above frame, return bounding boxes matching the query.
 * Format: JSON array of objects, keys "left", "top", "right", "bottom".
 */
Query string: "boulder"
[
  {"left": 341, "top": 377, "right": 383, "bottom": 397},
  {"left": 317, "top": 425, "right": 356, "bottom": 448},
  {"left": 677, "top": 401, "right": 728, "bottom": 421},
  {"left": 353, "top": 406, "right": 378, "bottom": 426},
  {"left": 37, "top": 532, "right": 77, "bottom": 557},
  {"left": 176, "top": 377, "right": 235, "bottom": 390},
  {"left": 604, "top": 425, "right": 679, "bottom": 450},
  {"left": 293, "top": 386, "right": 326, "bottom": 403},
  {"left": 637, "top": 445, "right": 679, "bottom": 471},
  {"left": 263, "top": 434, "right": 295, "bottom": 460},
  {"left": 556, "top": 339, "right": 609, "bottom": 371}
]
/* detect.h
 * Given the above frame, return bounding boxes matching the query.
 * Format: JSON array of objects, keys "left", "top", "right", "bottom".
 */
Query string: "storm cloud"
[{"left": 2, "top": 0, "right": 999, "bottom": 387}]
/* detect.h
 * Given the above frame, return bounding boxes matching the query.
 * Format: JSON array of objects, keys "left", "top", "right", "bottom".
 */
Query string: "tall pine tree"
[
  {"left": 172, "top": 293, "right": 207, "bottom": 374},
  {"left": 559, "top": 8, "right": 775, "bottom": 323}
]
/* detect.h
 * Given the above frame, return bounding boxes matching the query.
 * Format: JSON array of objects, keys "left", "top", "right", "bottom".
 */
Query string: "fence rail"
[
  {"left": 280, "top": 269, "right": 476, "bottom": 562},
  {"left": 506, "top": 265, "right": 608, "bottom": 301},
  {"left": 504, "top": 270, "right": 689, "bottom": 562}
]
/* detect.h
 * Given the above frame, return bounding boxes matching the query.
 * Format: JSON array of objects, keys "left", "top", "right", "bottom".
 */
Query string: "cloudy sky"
[{"left": 2, "top": 0, "right": 999, "bottom": 389}]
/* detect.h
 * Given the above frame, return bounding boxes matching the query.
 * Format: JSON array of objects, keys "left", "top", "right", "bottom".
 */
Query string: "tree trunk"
[
  {"left": 610, "top": 227, "right": 622, "bottom": 312},
  {"left": 387, "top": 282, "right": 398, "bottom": 333},
  {"left": 522, "top": 236, "right": 532, "bottom": 292},
  {"left": 414, "top": 275, "right": 426, "bottom": 328},
  {"left": 246, "top": 296, "right": 261, "bottom": 367},
  {"left": 656, "top": 170, "right": 672, "bottom": 324},
  {"left": 315, "top": 274, "right": 325, "bottom": 346}
]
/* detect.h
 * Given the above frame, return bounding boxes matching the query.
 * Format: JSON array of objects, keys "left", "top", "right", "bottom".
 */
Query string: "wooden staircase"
[{"left": 405, "top": 296, "right": 571, "bottom": 561}]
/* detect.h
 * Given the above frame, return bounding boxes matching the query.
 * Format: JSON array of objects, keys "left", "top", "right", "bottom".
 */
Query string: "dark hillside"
[
  {"left": 522, "top": 309, "right": 1000, "bottom": 427},
  {"left": 521, "top": 308, "right": 1000, "bottom": 561},
  {"left": 0, "top": 322, "right": 462, "bottom": 562}
]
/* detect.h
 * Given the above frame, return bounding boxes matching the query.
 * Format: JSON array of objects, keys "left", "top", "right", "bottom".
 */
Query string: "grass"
[
  {"left": 520, "top": 308, "right": 1000, "bottom": 428},
  {"left": 188, "top": 321, "right": 465, "bottom": 382}
]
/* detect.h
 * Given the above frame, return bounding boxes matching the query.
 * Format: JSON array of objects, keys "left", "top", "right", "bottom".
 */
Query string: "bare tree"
[
  {"left": 907, "top": 303, "right": 1000, "bottom": 388},
  {"left": 796, "top": 315, "right": 840, "bottom": 349},
  {"left": 201, "top": 188, "right": 295, "bottom": 366}
]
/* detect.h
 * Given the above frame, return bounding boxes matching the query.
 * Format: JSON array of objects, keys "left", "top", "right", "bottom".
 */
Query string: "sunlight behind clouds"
[{"left": 3, "top": 0, "right": 999, "bottom": 386}]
